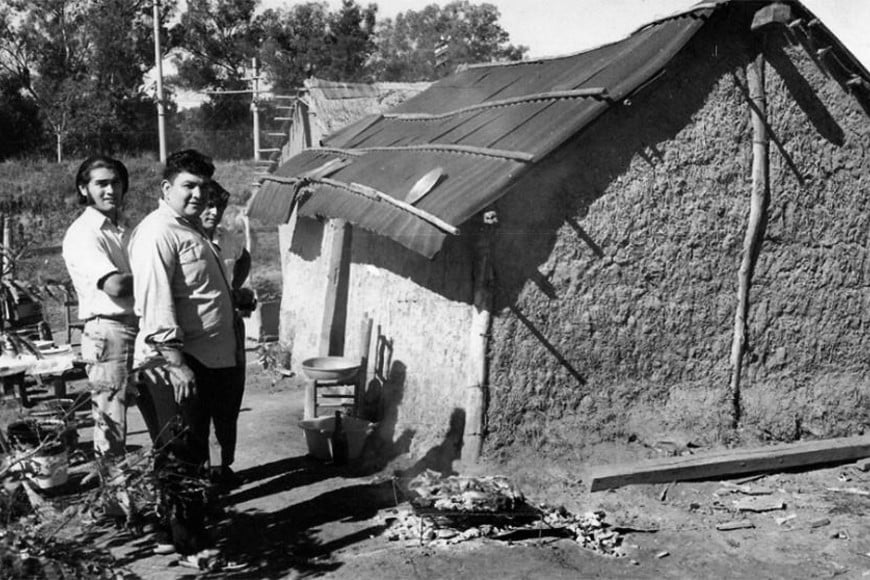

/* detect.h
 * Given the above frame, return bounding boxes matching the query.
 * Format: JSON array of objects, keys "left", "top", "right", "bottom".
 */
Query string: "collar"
[
  {"left": 81, "top": 206, "right": 123, "bottom": 230},
  {"left": 157, "top": 199, "right": 207, "bottom": 235}
]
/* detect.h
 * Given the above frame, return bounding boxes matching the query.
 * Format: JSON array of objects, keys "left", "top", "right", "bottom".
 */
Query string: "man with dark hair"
[
  {"left": 129, "top": 149, "right": 243, "bottom": 569},
  {"left": 199, "top": 181, "right": 252, "bottom": 489},
  {"left": 62, "top": 155, "right": 137, "bottom": 469}
]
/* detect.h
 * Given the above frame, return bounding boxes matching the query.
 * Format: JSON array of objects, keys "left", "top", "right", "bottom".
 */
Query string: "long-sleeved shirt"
[
  {"left": 129, "top": 200, "right": 236, "bottom": 369},
  {"left": 62, "top": 206, "right": 133, "bottom": 320}
]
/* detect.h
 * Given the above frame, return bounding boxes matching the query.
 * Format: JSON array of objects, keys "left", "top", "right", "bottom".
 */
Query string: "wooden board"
[
  {"left": 588, "top": 435, "right": 870, "bottom": 492},
  {"left": 319, "top": 219, "right": 352, "bottom": 356}
]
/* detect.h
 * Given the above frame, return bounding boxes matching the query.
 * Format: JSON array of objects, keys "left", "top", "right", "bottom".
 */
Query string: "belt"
[{"left": 87, "top": 313, "right": 139, "bottom": 326}]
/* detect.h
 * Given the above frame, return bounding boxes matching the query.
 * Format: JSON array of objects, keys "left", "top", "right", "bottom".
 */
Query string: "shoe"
[
  {"left": 153, "top": 542, "right": 176, "bottom": 555},
  {"left": 152, "top": 529, "right": 175, "bottom": 555},
  {"left": 211, "top": 466, "right": 242, "bottom": 490},
  {"left": 177, "top": 549, "right": 247, "bottom": 572}
]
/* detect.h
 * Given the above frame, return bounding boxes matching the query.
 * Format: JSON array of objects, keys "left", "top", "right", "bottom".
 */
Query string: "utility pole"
[
  {"left": 206, "top": 59, "right": 264, "bottom": 162},
  {"left": 251, "top": 57, "right": 261, "bottom": 162},
  {"left": 153, "top": 0, "right": 167, "bottom": 162}
]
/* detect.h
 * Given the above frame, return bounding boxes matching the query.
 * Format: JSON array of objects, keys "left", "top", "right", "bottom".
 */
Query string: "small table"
[{"left": 0, "top": 347, "right": 79, "bottom": 406}]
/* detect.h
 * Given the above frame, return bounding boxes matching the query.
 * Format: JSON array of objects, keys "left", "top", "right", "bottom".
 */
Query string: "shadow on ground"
[{"left": 214, "top": 459, "right": 398, "bottom": 578}]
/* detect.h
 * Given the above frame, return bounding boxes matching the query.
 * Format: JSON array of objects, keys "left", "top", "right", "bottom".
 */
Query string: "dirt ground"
[{"left": 9, "top": 348, "right": 870, "bottom": 579}]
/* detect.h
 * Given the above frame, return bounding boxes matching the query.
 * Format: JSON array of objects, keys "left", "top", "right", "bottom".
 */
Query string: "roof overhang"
[{"left": 248, "top": 0, "right": 870, "bottom": 259}]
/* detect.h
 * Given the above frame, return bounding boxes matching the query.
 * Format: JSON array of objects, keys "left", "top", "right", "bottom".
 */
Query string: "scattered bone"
[
  {"left": 733, "top": 497, "right": 785, "bottom": 512},
  {"left": 826, "top": 487, "right": 870, "bottom": 497},
  {"left": 775, "top": 513, "right": 797, "bottom": 526},
  {"left": 716, "top": 519, "right": 755, "bottom": 531}
]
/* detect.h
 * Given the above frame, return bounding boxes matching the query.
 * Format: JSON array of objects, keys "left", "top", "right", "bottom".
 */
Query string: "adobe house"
[{"left": 248, "top": 0, "right": 870, "bottom": 461}]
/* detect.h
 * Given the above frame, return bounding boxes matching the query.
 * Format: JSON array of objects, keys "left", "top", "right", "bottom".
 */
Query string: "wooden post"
[
  {"left": 356, "top": 315, "right": 373, "bottom": 416},
  {"left": 319, "top": 219, "right": 352, "bottom": 356},
  {"left": 462, "top": 210, "right": 497, "bottom": 463},
  {"left": 304, "top": 381, "right": 316, "bottom": 419},
  {"left": 729, "top": 48, "right": 770, "bottom": 428},
  {"left": 0, "top": 213, "right": 5, "bottom": 279}
]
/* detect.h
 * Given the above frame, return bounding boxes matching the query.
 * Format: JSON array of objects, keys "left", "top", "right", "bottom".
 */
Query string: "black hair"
[
  {"left": 204, "top": 180, "right": 231, "bottom": 210},
  {"left": 74, "top": 155, "right": 129, "bottom": 205},
  {"left": 162, "top": 149, "right": 215, "bottom": 183}
]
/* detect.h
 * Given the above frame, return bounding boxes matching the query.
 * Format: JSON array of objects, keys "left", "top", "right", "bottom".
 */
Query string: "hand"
[
  {"left": 166, "top": 363, "right": 196, "bottom": 403},
  {"left": 233, "top": 288, "right": 257, "bottom": 312}
]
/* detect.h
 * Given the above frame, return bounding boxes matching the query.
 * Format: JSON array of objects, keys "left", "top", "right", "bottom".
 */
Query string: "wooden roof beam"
[
  {"left": 357, "top": 144, "right": 534, "bottom": 162},
  {"left": 259, "top": 174, "right": 460, "bottom": 236},
  {"left": 383, "top": 88, "right": 608, "bottom": 122}
]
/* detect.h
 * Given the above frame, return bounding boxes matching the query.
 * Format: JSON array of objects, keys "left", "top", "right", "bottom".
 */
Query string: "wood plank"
[
  {"left": 319, "top": 219, "right": 351, "bottom": 356},
  {"left": 588, "top": 435, "right": 870, "bottom": 492}
]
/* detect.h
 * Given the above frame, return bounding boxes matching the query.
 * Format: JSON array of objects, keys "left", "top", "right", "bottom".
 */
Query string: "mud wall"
[
  {"left": 487, "top": 20, "right": 870, "bottom": 455},
  {"left": 279, "top": 217, "right": 476, "bottom": 456}
]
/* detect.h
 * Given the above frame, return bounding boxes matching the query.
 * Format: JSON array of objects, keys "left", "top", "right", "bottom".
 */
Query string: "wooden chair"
[
  {"left": 305, "top": 316, "right": 373, "bottom": 419},
  {"left": 61, "top": 288, "right": 85, "bottom": 345}
]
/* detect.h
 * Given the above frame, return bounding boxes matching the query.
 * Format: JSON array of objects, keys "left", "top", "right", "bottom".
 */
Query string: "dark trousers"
[
  {"left": 135, "top": 358, "right": 216, "bottom": 555},
  {"left": 186, "top": 356, "right": 245, "bottom": 468}
]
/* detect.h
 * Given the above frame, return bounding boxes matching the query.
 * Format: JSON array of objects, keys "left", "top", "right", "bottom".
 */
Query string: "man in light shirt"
[
  {"left": 129, "top": 149, "right": 241, "bottom": 564},
  {"left": 62, "top": 155, "right": 137, "bottom": 464}
]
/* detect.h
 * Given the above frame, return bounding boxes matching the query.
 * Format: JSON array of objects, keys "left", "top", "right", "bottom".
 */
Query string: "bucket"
[
  {"left": 21, "top": 443, "right": 69, "bottom": 489},
  {"left": 299, "top": 415, "right": 374, "bottom": 461},
  {"left": 6, "top": 419, "right": 71, "bottom": 489}
]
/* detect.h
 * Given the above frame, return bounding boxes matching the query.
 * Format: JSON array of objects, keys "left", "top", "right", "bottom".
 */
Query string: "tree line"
[{"left": 0, "top": 0, "right": 526, "bottom": 161}]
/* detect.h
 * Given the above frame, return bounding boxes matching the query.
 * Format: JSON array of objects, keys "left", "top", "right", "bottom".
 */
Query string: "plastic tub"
[
  {"left": 299, "top": 415, "right": 374, "bottom": 461},
  {"left": 301, "top": 357, "right": 360, "bottom": 382}
]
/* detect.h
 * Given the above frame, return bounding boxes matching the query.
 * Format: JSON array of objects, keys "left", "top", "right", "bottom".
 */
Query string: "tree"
[
  {"left": 371, "top": 1, "right": 527, "bottom": 82},
  {"left": 172, "top": 0, "right": 262, "bottom": 158},
  {"left": 0, "top": 73, "right": 41, "bottom": 160},
  {"left": 257, "top": 1, "right": 378, "bottom": 94},
  {"left": 0, "top": 0, "right": 169, "bottom": 160},
  {"left": 173, "top": 0, "right": 261, "bottom": 91}
]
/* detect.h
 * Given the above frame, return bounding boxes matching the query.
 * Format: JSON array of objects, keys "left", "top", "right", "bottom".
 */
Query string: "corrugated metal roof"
[{"left": 248, "top": 0, "right": 870, "bottom": 259}]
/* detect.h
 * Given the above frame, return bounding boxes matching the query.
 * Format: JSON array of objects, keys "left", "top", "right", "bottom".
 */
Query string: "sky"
[{"left": 259, "top": 0, "right": 870, "bottom": 67}]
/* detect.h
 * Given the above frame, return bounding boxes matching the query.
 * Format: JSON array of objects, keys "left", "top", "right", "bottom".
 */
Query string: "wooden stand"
[
  {"left": 304, "top": 378, "right": 359, "bottom": 419},
  {"left": 304, "top": 316, "right": 374, "bottom": 420}
]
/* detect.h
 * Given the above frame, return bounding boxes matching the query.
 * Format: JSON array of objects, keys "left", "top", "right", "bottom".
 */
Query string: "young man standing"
[
  {"left": 62, "top": 155, "right": 137, "bottom": 468},
  {"left": 129, "top": 150, "right": 241, "bottom": 567},
  {"left": 199, "top": 181, "right": 252, "bottom": 488}
]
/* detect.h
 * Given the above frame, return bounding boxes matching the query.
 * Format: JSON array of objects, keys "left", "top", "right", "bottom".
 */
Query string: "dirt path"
[{"left": 47, "top": 356, "right": 870, "bottom": 579}]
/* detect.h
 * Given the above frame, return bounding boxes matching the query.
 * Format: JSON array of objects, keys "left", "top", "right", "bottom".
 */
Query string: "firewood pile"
[{"left": 389, "top": 470, "right": 625, "bottom": 556}]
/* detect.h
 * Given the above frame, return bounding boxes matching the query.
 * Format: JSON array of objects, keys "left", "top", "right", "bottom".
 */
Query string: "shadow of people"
[
  {"left": 213, "top": 479, "right": 398, "bottom": 577},
  {"left": 226, "top": 454, "right": 336, "bottom": 506},
  {"left": 396, "top": 407, "right": 466, "bottom": 483},
  {"left": 357, "top": 359, "right": 416, "bottom": 474}
]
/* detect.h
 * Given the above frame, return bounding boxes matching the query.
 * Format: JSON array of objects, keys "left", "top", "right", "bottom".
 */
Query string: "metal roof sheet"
[{"left": 248, "top": 0, "right": 869, "bottom": 259}]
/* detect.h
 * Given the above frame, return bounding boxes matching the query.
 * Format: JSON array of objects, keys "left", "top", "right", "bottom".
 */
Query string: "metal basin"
[{"left": 301, "top": 356, "right": 360, "bottom": 382}]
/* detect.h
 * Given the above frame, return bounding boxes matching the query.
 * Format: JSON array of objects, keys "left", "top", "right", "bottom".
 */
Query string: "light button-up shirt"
[
  {"left": 62, "top": 206, "right": 133, "bottom": 320},
  {"left": 129, "top": 200, "right": 236, "bottom": 369}
]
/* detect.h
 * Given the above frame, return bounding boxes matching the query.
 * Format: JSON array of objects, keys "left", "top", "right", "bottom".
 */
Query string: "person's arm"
[
  {"left": 98, "top": 272, "right": 133, "bottom": 297},
  {"left": 63, "top": 222, "right": 127, "bottom": 300},
  {"left": 130, "top": 225, "right": 195, "bottom": 402},
  {"left": 231, "top": 248, "right": 251, "bottom": 290}
]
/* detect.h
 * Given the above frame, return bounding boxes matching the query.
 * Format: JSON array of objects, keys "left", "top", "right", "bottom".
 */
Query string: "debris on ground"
[
  {"left": 732, "top": 497, "right": 786, "bottom": 512},
  {"left": 715, "top": 519, "right": 755, "bottom": 531},
  {"left": 392, "top": 470, "right": 626, "bottom": 557},
  {"left": 809, "top": 517, "right": 831, "bottom": 529}
]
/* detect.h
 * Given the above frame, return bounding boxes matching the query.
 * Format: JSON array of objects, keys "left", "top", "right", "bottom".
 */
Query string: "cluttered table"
[{"left": 0, "top": 339, "right": 82, "bottom": 406}]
